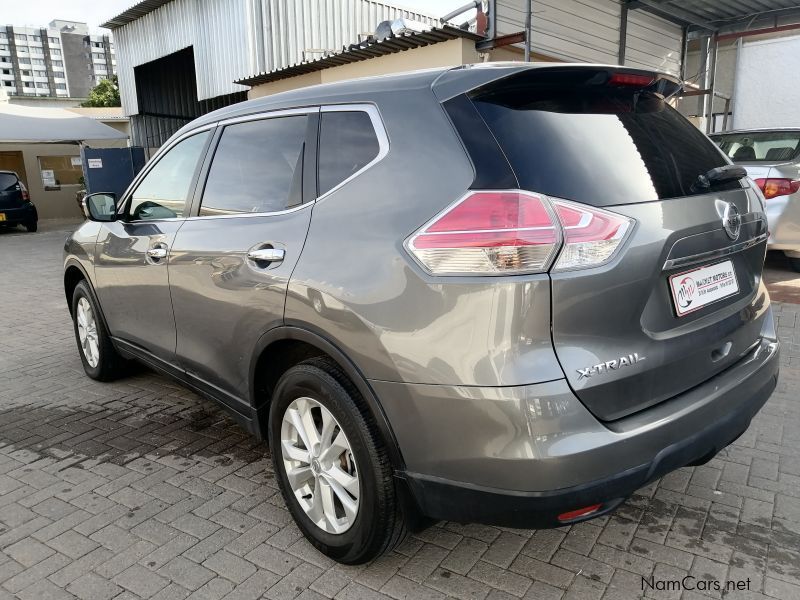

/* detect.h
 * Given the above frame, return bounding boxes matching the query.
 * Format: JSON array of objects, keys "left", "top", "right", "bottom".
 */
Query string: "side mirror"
[{"left": 82, "top": 192, "right": 117, "bottom": 222}]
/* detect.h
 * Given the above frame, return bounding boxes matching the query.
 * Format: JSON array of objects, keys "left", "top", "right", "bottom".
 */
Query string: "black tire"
[
  {"left": 269, "top": 357, "right": 406, "bottom": 564},
  {"left": 71, "top": 280, "right": 126, "bottom": 381},
  {"left": 787, "top": 254, "right": 800, "bottom": 273},
  {"left": 25, "top": 221, "right": 37, "bottom": 232}
]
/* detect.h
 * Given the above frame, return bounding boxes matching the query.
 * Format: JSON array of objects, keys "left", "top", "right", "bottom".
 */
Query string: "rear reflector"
[
  {"left": 406, "top": 191, "right": 633, "bottom": 275},
  {"left": 608, "top": 72, "right": 655, "bottom": 87},
  {"left": 557, "top": 504, "right": 603, "bottom": 522},
  {"left": 754, "top": 178, "right": 800, "bottom": 199}
]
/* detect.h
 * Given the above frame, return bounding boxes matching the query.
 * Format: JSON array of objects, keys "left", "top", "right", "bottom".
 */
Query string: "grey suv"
[{"left": 64, "top": 64, "right": 780, "bottom": 564}]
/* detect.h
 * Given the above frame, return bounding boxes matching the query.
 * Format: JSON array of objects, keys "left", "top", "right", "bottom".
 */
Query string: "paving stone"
[{"left": 0, "top": 226, "right": 798, "bottom": 600}]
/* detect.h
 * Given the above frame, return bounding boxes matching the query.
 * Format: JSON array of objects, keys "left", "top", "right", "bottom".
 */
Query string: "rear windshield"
[
  {"left": 711, "top": 131, "right": 800, "bottom": 162},
  {"left": 470, "top": 69, "right": 737, "bottom": 206},
  {"left": 0, "top": 173, "right": 19, "bottom": 191}
]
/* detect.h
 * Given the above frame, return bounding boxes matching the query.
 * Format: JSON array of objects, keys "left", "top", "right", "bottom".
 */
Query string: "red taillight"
[
  {"left": 406, "top": 191, "right": 633, "bottom": 275},
  {"left": 552, "top": 200, "right": 632, "bottom": 270},
  {"left": 754, "top": 178, "right": 800, "bottom": 199},
  {"left": 608, "top": 72, "right": 655, "bottom": 87},
  {"left": 407, "top": 191, "right": 559, "bottom": 275},
  {"left": 22, "top": 189, "right": 30, "bottom": 201},
  {"left": 557, "top": 504, "right": 603, "bottom": 523}
]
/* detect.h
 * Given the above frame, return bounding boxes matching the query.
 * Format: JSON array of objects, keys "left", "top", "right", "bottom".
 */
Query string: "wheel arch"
[
  {"left": 64, "top": 259, "right": 92, "bottom": 315},
  {"left": 250, "top": 326, "right": 406, "bottom": 470}
]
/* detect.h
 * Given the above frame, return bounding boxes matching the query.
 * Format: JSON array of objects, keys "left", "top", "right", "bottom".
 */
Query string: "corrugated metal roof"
[
  {"left": 102, "top": 0, "right": 174, "bottom": 28},
  {"left": 626, "top": 0, "right": 800, "bottom": 29},
  {"left": 235, "top": 26, "right": 482, "bottom": 86}
]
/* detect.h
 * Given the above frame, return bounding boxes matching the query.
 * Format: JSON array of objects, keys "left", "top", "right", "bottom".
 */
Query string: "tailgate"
[
  {"left": 551, "top": 187, "right": 768, "bottom": 421},
  {"left": 469, "top": 66, "right": 770, "bottom": 421}
]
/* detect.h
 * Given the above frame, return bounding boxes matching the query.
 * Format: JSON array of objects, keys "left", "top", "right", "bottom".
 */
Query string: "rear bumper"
[
  {"left": 375, "top": 333, "right": 779, "bottom": 528},
  {"left": 0, "top": 204, "right": 37, "bottom": 224}
]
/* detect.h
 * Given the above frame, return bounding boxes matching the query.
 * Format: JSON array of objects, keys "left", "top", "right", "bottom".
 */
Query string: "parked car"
[
  {"left": 0, "top": 170, "right": 37, "bottom": 232},
  {"left": 64, "top": 64, "right": 780, "bottom": 564},
  {"left": 710, "top": 129, "right": 800, "bottom": 271}
]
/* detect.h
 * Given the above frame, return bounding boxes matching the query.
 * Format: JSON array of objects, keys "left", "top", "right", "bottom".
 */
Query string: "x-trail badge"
[{"left": 577, "top": 353, "right": 646, "bottom": 380}]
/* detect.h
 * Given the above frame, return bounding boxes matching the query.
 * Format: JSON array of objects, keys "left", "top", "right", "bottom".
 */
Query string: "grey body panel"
[
  {"left": 94, "top": 220, "right": 184, "bottom": 361},
  {"left": 169, "top": 209, "right": 313, "bottom": 401},
  {"left": 284, "top": 85, "right": 562, "bottom": 386},
  {"left": 375, "top": 317, "right": 777, "bottom": 491},
  {"left": 551, "top": 187, "right": 769, "bottom": 421}
]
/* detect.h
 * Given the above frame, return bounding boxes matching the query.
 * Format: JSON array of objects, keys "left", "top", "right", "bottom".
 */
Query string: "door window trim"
[
  {"left": 186, "top": 106, "right": 319, "bottom": 220},
  {"left": 117, "top": 124, "right": 216, "bottom": 223}
]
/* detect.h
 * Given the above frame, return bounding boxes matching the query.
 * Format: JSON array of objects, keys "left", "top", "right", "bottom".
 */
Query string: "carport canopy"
[
  {"left": 625, "top": 1, "right": 800, "bottom": 34},
  {"left": 0, "top": 101, "right": 127, "bottom": 144}
]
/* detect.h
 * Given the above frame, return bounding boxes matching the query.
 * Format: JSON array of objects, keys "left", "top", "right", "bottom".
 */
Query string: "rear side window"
[
  {"left": 712, "top": 131, "right": 800, "bottom": 162},
  {"left": 469, "top": 69, "right": 736, "bottom": 206},
  {"left": 318, "top": 111, "right": 380, "bottom": 196},
  {"left": 0, "top": 173, "right": 18, "bottom": 191},
  {"left": 200, "top": 115, "right": 307, "bottom": 216}
]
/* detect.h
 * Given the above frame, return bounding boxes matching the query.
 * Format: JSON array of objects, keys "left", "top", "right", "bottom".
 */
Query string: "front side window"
[
  {"left": 318, "top": 111, "right": 380, "bottom": 196},
  {"left": 199, "top": 115, "right": 307, "bottom": 216},
  {"left": 128, "top": 130, "right": 211, "bottom": 221}
]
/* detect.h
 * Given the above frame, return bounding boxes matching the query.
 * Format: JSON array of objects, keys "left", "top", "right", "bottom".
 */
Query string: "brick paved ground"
[{"left": 1, "top": 222, "right": 799, "bottom": 600}]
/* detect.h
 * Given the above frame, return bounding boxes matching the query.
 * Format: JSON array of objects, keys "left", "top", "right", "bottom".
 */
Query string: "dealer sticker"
[{"left": 669, "top": 260, "right": 739, "bottom": 317}]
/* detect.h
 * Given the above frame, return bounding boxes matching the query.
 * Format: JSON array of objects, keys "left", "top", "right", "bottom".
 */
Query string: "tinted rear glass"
[
  {"left": 470, "top": 70, "right": 737, "bottom": 206},
  {"left": 0, "top": 173, "right": 18, "bottom": 191},
  {"left": 712, "top": 131, "right": 800, "bottom": 162}
]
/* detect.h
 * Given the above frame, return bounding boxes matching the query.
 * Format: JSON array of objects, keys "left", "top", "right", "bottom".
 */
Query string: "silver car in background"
[{"left": 711, "top": 129, "right": 800, "bottom": 271}]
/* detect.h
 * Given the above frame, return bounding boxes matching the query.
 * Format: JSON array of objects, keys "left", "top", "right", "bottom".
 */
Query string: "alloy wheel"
[
  {"left": 280, "top": 396, "right": 360, "bottom": 534},
  {"left": 76, "top": 297, "right": 100, "bottom": 368}
]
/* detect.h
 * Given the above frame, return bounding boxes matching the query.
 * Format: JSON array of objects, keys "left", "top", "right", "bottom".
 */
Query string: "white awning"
[{"left": 0, "top": 101, "right": 128, "bottom": 144}]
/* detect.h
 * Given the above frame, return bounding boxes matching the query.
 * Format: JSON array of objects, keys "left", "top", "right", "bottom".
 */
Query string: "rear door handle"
[{"left": 247, "top": 248, "right": 285, "bottom": 264}]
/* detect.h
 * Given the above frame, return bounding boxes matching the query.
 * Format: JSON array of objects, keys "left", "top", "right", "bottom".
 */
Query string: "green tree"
[{"left": 81, "top": 75, "right": 121, "bottom": 107}]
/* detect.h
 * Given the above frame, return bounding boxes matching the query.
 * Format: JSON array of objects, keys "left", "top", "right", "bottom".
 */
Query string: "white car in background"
[{"left": 711, "top": 129, "right": 800, "bottom": 271}]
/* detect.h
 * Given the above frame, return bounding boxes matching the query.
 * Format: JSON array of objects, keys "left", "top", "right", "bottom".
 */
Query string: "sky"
[{"left": 2, "top": 0, "right": 469, "bottom": 32}]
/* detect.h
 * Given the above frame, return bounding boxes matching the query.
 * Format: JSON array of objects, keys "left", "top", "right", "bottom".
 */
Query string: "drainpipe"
[
  {"left": 524, "top": 1, "right": 532, "bottom": 61},
  {"left": 618, "top": 4, "right": 628, "bottom": 65}
]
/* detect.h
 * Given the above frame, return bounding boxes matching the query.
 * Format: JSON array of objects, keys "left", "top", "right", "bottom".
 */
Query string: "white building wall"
[
  {"left": 733, "top": 35, "right": 800, "bottom": 129},
  {"left": 494, "top": 0, "right": 682, "bottom": 75},
  {"left": 112, "top": 0, "right": 436, "bottom": 117}
]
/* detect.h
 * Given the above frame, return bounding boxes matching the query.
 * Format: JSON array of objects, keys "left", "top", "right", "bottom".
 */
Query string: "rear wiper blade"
[{"left": 692, "top": 164, "right": 748, "bottom": 192}]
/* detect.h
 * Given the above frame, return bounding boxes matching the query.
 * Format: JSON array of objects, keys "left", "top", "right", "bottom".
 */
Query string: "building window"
[
  {"left": 31, "top": 59, "right": 45, "bottom": 66},
  {"left": 51, "top": 60, "right": 63, "bottom": 67},
  {"left": 50, "top": 48, "right": 60, "bottom": 56},
  {"left": 33, "top": 70, "right": 46, "bottom": 77},
  {"left": 2, "top": 68, "right": 10, "bottom": 75},
  {"left": 20, "top": 70, "right": 31, "bottom": 76},
  {"left": 15, "top": 34, "right": 27, "bottom": 41},
  {"left": 17, "top": 57, "right": 30, "bottom": 64},
  {"left": 2, "top": 81, "right": 13, "bottom": 87},
  {"left": 55, "top": 83, "right": 66, "bottom": 90},
  {"left": 48, "top": 37, "right": 59, "bottom": 44},
  {"left": 35, "top": 82, "right": 48, "bottom": 89},
  {"left": 32, "top": 35, "right": 41, "bottom": 42},
  {"left": 38, "top": 156, "right": 82, "bottom": 188}
]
